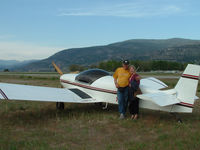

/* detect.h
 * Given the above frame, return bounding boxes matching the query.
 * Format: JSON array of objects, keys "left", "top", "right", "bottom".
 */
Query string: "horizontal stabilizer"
[
  {"left": 140, "top": 77, "right": 168, "bottom": 90},
  {"left": 0, "top": 83, "right": 98, "bottom": 103},
  {"left": 137, "top": 92, "right": 180, "bottom": 107}
]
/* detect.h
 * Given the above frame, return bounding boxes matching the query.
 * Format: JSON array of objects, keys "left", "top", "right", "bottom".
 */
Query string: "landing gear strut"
[
  {"left": 102, "top": 103, "right": 108, "bottom": 110},
  {"left": 170, "top": 113, "right": 183, "bottom": 123},
  {"left": 56, "top": 102, "right": 64, "bottom": 110},
  {"left": 94, "top": 102, "right": 108, "bottom": 109}
]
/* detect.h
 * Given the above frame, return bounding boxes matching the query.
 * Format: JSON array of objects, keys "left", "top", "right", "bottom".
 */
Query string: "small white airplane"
[{"left": 0, "top": 63, "right": 199, "bottom": 117}]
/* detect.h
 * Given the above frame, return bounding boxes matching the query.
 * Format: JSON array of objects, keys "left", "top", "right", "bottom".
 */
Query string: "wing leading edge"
[{"left": 0, "top": 83, "right": 98, "bottom": 103}]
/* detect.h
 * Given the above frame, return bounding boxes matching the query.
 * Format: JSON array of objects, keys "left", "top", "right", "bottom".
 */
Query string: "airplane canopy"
[{"left": 75, "top": 69, "right": 111, "bottom": 84}]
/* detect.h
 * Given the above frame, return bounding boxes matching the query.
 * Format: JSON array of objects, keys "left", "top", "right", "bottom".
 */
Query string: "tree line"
[{"left": 69, "top": 60, "right": 187, "bottom": 72}]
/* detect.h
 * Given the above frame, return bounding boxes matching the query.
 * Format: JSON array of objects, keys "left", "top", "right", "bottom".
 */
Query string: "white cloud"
[
  {"left": 58, "top": 12, "right": 94, "bottom": 16},
  {"left": 58, "top": 1, "right": 183, "bottom": 18},
  {"left": 0, "top": 41, "right": 64, "bottom": 61}
]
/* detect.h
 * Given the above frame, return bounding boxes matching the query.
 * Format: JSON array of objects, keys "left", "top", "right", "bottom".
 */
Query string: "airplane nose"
[{"left": 60, "top": 75, "right": 64, "bottom": 80}]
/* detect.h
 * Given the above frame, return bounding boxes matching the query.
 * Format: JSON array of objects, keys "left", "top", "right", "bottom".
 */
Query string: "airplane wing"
[
  {"left": 137, "top": 92, "right": 180, "bottom": 107},
  {"left": 0, "top": 83, "right": 99, "bottom": 103},
  {"left": 140, "top": 77, "right": 168, "bottom": 90}
]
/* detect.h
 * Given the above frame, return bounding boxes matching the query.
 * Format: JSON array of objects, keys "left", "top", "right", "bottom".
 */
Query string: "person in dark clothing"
[{"left": 128, "top": 65, "right": 140, "bottom": 120}]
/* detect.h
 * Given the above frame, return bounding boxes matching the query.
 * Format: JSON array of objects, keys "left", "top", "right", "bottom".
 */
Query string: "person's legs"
[
  {"left": 133, "top": 97, "right": 139, "bottom": 119},
  {"left": 129, "top": 100, "right": 135, "bottom": 119},
  {"left": 128, "top": 87, "right": 135, "bottom": 119},
  {"left": 123, "top": 87, "right": 129, "bottom": 115},
  {"left": 117, "top": 90, "right": 125, "bottom": 116},
  {"left": 132, "top": 100, "right": 136, "bottom": 114},
  {"left": 129, "top": 100, "right": 134, "bottom": 114},
  {"left": 135, "top": 97, "right": 139, "bottom": 114}
]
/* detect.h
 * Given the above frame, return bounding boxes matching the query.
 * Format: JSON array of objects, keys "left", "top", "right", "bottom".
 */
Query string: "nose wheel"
[{"left": 56, "top": 102, "right": 65, "bottom": 110}]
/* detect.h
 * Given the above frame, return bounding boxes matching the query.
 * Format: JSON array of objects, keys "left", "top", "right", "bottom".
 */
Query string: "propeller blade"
[{"left": 52, "top": 62, "right": 63, "bottom": 75}]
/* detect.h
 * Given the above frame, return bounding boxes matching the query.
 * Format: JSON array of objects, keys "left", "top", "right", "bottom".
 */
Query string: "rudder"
[{"left": 175, "top": 64, "right": 200, "bottom": 105}]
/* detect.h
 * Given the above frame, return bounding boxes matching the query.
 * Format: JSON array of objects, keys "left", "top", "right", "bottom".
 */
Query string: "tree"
[
  {"left": 4, "top": 69, "right": 9, "bottom": 72},
  {"left": 96, "top": 60, "right": 185, "bottom": 71},
  {"left": 69, "top": 64, "right": 85, "bottom": 72}
]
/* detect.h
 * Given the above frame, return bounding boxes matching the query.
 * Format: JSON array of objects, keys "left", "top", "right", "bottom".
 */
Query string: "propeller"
[{"left": 52, "top": 62, "right": 63, "bottom": 75}]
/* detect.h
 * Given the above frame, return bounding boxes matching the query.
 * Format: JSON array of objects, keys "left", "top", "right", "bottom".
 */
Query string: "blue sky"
[{"left": 0, "top": 0, "right": 200, "bottom": 60}]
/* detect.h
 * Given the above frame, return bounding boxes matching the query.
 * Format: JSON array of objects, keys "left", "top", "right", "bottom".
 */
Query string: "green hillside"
[{"left": 16, "top": 38, "right": 200, "bottom": 72}]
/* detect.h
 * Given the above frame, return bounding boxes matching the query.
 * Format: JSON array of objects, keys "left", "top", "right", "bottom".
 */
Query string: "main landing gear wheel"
[
  {"left": 177, "top": 118, "right": 183, "bottom": 123},
  {"left": 56, "top": 102, "right": 65, "bottom": 110},
  {"left": 170, "top": 113, "right": 183, "bottom": 123}
]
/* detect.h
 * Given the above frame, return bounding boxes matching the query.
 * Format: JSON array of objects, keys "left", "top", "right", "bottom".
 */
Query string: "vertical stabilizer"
[{"left": 175, "top": 64, "right": 200, "bottom": 105}]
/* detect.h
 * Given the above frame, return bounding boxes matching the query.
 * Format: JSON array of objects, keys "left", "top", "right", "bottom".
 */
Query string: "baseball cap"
[{"left": 122, "top": 60, "right": 129, "bottom": 65}]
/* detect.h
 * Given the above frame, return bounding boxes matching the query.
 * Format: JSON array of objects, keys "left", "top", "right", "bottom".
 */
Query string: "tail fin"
[
  {"left": 175, "top": 64, "right": 200, "bottom": 105},
  {"left": 52, "top": 62, "right": 63, "bottom": 75}
]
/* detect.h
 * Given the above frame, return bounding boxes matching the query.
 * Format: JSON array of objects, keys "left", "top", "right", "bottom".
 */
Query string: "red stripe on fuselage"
[{"left": 60, "top": 79, "right": 117, "bottom": 94}]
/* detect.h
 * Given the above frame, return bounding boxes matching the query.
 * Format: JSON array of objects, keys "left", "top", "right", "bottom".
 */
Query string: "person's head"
[
  {"left": 122, "top": 60, "right": 129, "bottom": 70},
  {"left": 129, "top": 65, "right": 136, "bottom": 74}
]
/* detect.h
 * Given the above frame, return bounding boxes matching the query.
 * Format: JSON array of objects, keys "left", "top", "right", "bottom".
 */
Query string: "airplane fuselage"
[{"left": 60, "top": 73, "right": 193, "bottom": 113}]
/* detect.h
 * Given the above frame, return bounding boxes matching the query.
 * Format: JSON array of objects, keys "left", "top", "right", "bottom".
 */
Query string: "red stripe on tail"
[{"left": 182, "top": 74, "right": 199, "bottom": 80}]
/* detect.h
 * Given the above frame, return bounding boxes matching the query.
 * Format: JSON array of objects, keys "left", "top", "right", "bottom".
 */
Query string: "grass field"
[{"left": 0, "top": 73, "right": 200, "bottom": 150}]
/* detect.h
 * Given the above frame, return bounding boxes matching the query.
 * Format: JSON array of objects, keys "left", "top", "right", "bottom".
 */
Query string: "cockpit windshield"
[{"left": 75, "top": 69, "right": 111, "bottom": 84}]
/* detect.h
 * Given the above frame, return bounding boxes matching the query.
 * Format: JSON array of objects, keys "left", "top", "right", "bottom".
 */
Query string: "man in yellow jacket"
[{"left": 113, "top": 60, "right": 131, "bottom": 119}]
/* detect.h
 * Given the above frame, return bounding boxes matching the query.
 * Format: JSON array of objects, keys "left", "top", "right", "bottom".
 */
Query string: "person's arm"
[
  {"left": 114, "top": 78, "right": 119, "bottom": 88},
  {"left": 135, "top": 75, "right": 140, "bottom": 82},
  {"left": 130, "top": 80, "right": 139, "bottom": 91},
  {"left": 113, "top": 68, "right": 119, "bottom": 88}
]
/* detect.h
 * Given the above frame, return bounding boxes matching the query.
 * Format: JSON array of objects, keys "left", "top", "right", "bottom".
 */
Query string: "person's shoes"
[{"left": 119, "top": 114, "right": 125, "bottom": 119}]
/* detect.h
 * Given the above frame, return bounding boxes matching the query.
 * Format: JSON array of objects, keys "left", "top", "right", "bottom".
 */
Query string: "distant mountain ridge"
[
  {"left": 0, "top": 60, "right": 38, "bottom": 71},
  {"left": 14, "top": 38, "right": 200, "bottom": 72}
]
